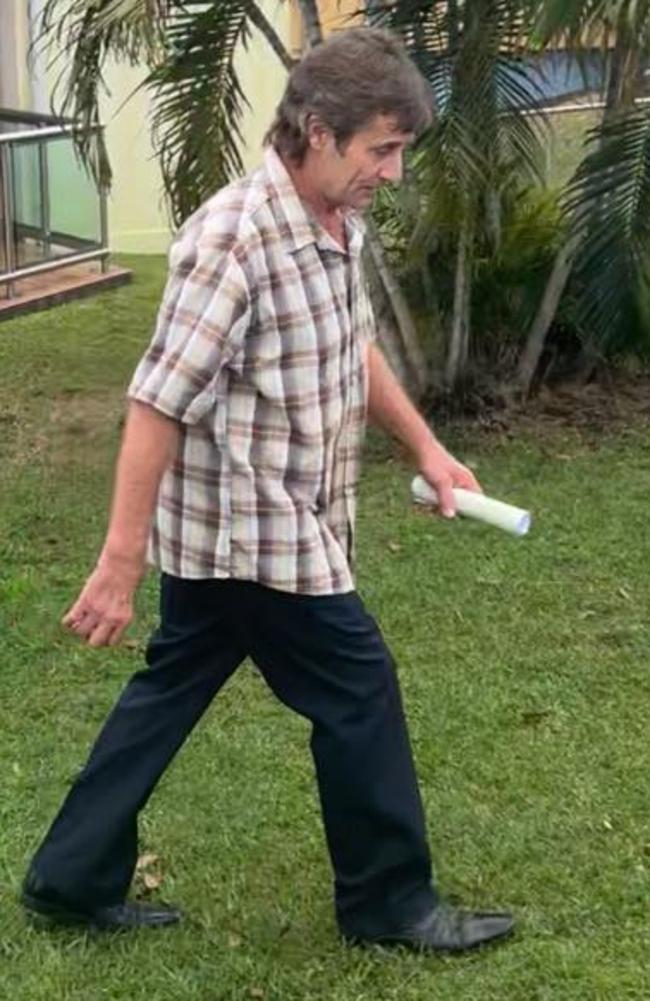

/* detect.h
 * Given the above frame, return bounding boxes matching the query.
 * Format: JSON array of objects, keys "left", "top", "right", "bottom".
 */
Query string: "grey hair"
[{"left": 265, "top": 27, "right": 433, "bottom": 163}]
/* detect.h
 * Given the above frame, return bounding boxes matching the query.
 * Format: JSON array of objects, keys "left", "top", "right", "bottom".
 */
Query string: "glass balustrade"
[{"left": 0, "top": 109, "right": 108, "bottom": 298}]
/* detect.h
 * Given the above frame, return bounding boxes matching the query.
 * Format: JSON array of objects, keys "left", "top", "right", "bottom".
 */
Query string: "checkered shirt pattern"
[{"left": 128, "top": 147, "right": 376, "bottom": 594}]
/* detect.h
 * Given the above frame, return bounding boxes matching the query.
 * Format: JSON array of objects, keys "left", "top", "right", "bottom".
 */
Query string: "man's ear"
[{"left": 305, "top": 114, "right": 333, "bottom": 152}]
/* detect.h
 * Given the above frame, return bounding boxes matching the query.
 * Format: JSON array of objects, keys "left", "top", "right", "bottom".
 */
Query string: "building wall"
[
  {"left": 318, "top": 0, "right": 364, "bottom": 34},
  {"left": 289, "top": 0, "right": 363, "bottom": 51},
  {"left": 236, "top": 1, "right": 293, "bottom": 172},
  {"left": 2, "top": 0, "right": 294, "bottom": 254},
  {"left": 100, "top": 1, "right": 293, "bottom": 254},
  {"left": 0, "top": 1, "right": 32, "bottom": 109},
  {"left": 98, "top": 66, "right": 172, "bottom": 255}
]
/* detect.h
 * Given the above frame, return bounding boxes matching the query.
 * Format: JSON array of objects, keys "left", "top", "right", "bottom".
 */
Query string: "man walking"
[{"left": 22, "top": 28, "right": 514, "bottom": 953}]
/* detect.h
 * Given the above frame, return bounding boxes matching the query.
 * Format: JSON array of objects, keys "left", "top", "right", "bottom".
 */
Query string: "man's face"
[{"left": 308, "top": 114, "right": 414, "bottom": 211}]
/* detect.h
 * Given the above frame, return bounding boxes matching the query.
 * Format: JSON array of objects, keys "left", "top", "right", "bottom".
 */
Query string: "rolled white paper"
[{"left": 411, "top": 475, "right": 531, "bottom": 537}]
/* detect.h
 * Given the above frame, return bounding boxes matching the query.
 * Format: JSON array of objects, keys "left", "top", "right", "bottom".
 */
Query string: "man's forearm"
[
  {"left": 365, "top": 343, "right": 447, "bottom": 462},
  {"left": 102, "top": 400, "right": 180, "bottom": 567}
]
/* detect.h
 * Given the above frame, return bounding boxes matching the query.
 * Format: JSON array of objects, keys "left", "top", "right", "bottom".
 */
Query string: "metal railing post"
[
  {"left": 1, "top": 144, "right": 16, "bottom": 299},
  {"left": 98, "top": 127, "right": 109, "bottom": 274},
  {"left": 38, "top": 139, "right": 51, "bottom": 257},
  {"left": 99, "top": 183, "right": 109, "bottom": 274}
]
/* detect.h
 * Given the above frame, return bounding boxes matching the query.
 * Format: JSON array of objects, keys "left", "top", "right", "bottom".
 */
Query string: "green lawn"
[{"left": 1, "top": 257, "right": 650, "bottom": 1000}]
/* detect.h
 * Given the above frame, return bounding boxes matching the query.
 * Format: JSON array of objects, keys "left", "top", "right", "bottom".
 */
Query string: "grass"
[{"left": 1, "top": 256, "right": 650, "bottom": 1000}]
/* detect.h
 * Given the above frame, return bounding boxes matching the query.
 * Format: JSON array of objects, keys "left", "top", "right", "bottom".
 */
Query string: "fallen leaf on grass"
[
  {"left": 135, "top": 853, "right": 164, "bottom": 892},
  {"left": 136, "top": 853, "right": 160, "bottom": 870}
]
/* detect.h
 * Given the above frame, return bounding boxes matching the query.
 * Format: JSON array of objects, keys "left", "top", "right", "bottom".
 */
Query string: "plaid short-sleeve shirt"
[{"left": 128, "top": 147, "right": 375, "bottom": 594}]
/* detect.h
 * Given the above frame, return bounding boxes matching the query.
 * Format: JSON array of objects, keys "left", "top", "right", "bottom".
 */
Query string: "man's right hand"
[
  {"left": 60, "top": 400, "right": 178, "bottom": 648},
  {"left": 62, "top": 550, "right": 144, "bottom": 648}
]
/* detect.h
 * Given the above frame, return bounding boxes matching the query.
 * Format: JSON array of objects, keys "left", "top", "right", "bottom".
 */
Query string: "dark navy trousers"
[{"left": 29, "top": 575, "right": 437, "bottom": 937}]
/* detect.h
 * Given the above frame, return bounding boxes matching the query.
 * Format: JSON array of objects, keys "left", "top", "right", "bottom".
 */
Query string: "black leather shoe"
[
  {"left": 21, "top": 871, "right": 181, "bottom": 931},
  {"left": 346, "top": 904, "right": 515, "bottom": 954}
]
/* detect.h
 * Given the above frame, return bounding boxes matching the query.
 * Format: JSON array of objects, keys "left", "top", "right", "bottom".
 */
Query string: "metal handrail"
[
  {"left": 0, "top": 122, "right": 103, "bottom": 146},
  {"left": 0, "top": 113, "right": 108, "bottom": 299},
  {"left": 0, "top": 106, "right": 74, "bottom": 127},
  {"left": 1, "top": 248, "right": 108, "bottom": 285}
]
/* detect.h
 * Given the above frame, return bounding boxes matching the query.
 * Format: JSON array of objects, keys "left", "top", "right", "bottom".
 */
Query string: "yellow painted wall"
[
  {"left": 290, "top": 0, "right": 363, "bottom": 49},
  {"left": 236, "top": 2, "right": 293, "bottom": 172},
  {"left": 318, "top": 0, "right": 363, "bottom": 35},
  {"left": 100, "top": 0, "right": 292, "bottom": 254},
  {"left": 98, "top": 66, "right": 172, "bottom": 255}
]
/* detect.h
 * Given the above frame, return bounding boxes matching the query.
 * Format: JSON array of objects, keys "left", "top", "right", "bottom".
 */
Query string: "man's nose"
[{"left": 378, "top": 151, "right": 403, "bottom": 184}]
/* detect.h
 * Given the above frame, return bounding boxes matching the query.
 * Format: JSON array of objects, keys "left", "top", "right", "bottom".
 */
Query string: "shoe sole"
[
  {"left": 22, "top": 892, "right": 98, "bottom": 928},
  {"left": 22, "top": 893, "right": 180, "bottom": 931},
  {"left": 344, "top": 924, "right": 515, "bottom": 954}
]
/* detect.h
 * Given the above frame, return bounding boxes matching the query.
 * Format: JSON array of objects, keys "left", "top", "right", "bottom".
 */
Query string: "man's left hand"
[{"left": 418, "top": 445, "right": 481, "bottom": 519}]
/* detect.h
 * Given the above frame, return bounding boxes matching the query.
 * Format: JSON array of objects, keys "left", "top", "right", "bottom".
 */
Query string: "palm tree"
[
  {"left": 370, "top": 0, "right": 549, "bottom": 392},
  {"left": 47, "top": 1, "right": 647, "bottom": 401},
  {"left": 516, "top": 0, "right": 650, "bottom": 393}
]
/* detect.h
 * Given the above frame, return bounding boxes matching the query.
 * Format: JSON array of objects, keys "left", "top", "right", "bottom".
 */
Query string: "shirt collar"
[{"left": 262, "top": 146, "right": 366, "bottom": 259}]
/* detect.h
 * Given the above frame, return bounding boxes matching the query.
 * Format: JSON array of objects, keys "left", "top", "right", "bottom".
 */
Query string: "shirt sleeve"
[{"left": 128, "top": 224, "right": 251, "bottom": 425}]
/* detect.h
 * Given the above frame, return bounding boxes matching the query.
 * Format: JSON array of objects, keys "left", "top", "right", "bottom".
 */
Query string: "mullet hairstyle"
[{"left": 265, "top": 27, "right": 433, "bottom": 163}]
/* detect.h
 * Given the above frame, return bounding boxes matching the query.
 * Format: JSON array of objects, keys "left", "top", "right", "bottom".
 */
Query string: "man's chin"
[{"left": 351, "top": 189, "right": 376, "bottom": 210}]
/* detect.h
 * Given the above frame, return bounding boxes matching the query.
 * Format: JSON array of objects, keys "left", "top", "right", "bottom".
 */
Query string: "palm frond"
[
  {"left": 36, "top": 0, "right": 256, "bottom": 223},
  {"left": 39, "top": 0, "right": 167, "bottom": 64},
  {"left": 563, "top": 108, "right": 650, "bottom": 348},
  {"left": 532, "top": 0, "right": 618, "bottom": 45},
  {"left": 389, "top": 1, "right": 546, "bottom": 179},
  {"left": 36, "top": 0, "right": 172, "bottom": 187},
  {"left": 378, "top": 0, "right": 546, "bottom": 257},
  {"left": 147, "top": 1, "right": 250, "bottom": 223}
]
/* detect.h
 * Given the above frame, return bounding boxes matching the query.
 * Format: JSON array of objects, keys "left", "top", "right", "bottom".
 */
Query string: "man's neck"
[{"left": 281, "top": 154, "right": 347, "bottom": 249}]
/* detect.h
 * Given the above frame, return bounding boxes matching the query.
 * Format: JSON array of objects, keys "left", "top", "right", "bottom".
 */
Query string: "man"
[{"left": 22, "top": 28, "right": 514, "bottom": 953}]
